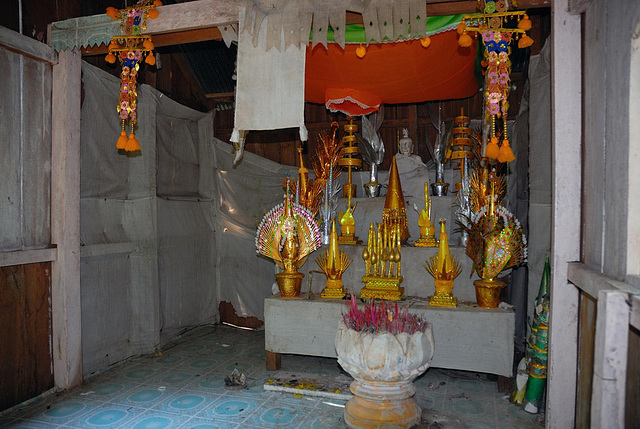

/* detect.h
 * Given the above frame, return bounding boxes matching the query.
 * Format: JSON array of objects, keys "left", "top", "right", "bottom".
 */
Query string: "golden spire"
[
  {"left": 317, "top": 219, "right": 352, "bottom": 299},
  {"left": 425, "top": 218, "right": 462, "bottom": 307},
  {"left": 328, "top": 219, "right": 339, "bottom": 273},
  {"left": 435, "top": 218, "right": 453, "bottom": 275},
  {"left": 382, "top": 156, "right": 410, "bottom": 242},
  {"left": 297, "top": 148, "right": 309, "bottom": 206}
]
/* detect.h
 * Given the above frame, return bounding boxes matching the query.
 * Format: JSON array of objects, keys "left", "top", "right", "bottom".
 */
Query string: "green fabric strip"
[{"left": 322, "top": 14, "right": 467, "bottom": 43}]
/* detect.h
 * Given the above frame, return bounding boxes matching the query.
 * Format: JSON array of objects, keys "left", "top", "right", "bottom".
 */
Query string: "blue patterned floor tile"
[
  {"left": 179, "top": 417, "right": 239, "bottom": 429},
  {"left": 14, "top": 400, "right": 96, "bottom": 425},
  {"left": 298, "top": 405, "right": 346, "bottom": 429},
  {"left": 243, "top": 401, "right": 314, "bottom": 428},
  {"left": 1, "top": 420, "right": 65, "bottom": 428},
  {"left": 195, "top": 396, "right": 261, "bottom": 425},
  {"left": 71, "top": 379, "right": 139, "bottom": 403},
  {"left": 127, "top": 410, "right": 192, "bottom": 429},
  {"left": 116, "top": 385, "right": 178, "bottom": 408},
  {"left": 151, "top": 391, "right": 212, "bottom": 415},
  {"left": 65, "top": 403, "right": 145, "bottom": 428},
  {"left": 184, "top": 374, "right": 227, "bottom": 393}
]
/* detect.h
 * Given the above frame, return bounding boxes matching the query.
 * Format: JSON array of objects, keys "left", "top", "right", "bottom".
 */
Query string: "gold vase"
[
  {"left": 474, "top": 277, "right": 506, "bottom": 309},
  {"left": 275, "top": 272, "right": 304, "bottom": 298}
]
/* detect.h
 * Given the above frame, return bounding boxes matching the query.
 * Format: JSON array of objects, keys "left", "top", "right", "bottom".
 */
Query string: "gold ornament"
[
  {"left": 415, "top": 182, "right": 438, "bottom": 247},
  {"left": 256, "top": 182, "right": 322, "bottom": 298},
  {"left": 339, "top": 117, "right": 361, "bottom": 198},
  {"left": 382, "top": 156, "right": 410, "bottom": 243},
  {"left": 425, "top": 219, "right": 462, "bottom": 307},
  {"left": 361, "top": 222, "right": 404, "bottom": 300},
  {"left": 316, "top": 220, "right": 352, "bottom": 299}
]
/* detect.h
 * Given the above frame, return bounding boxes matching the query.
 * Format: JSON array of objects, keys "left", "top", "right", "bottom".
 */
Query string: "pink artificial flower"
[
  {"left": 493, "top": 31, "right": 503, "bottom": 43},
  {"left": 499, "top": 72, "right": 510, "bottom": 85},
  {"left": 488, "top": 71, "right": 499, "bottom": 84},
  {"left": 482, "top": 31, "right": 495, "bottom": 43},
  {"left": 498, "top": 51, "right": 508, "bottom": 61},
  {"left": 121, "top": 83, "right": 129, "bottom": 93},
  {"left": 487, "top": 51, "right": 498, "bottom": 62},
  {"left": 489, "top": 103, "right": 500, "bottom": 115},
  {"left": 488, "top": 92, "right": 501, "bottom": 104}
]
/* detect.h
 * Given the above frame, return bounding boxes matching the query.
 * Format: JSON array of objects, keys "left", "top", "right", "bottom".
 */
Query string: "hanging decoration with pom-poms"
[
  {"left": 105, "top": 0, "right": 162, "bottom": 153},
  {"left": 456, "top": 1, "right": 533, "bottom": 163}
]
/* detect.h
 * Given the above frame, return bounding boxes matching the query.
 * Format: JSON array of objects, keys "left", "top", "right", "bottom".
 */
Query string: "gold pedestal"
[
  {"left": 474, "top": 278, "right": 506, "bottom": 309},
  {"left": 276, "top": 272, "right": 304, "bottom": 298},
  {"left": 338, "top": 234, "right": 361, "bottom": 245},
  {"left": 321, "top": 278, "right": 346, "bottom": 299},
  {"left": 414, "top": 235, "right": 437, "bottom": 247},
  {"left": 429, "top": 279, "right": 457, "bottom": 307},
  {"left": 360, "top": 276, "right": 404, "bottom": 300}
]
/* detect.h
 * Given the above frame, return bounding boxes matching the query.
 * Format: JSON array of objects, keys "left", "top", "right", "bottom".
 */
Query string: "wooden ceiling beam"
[
  {"left": 77, "top": 0, "right": 551, "bottom": 56},
  {"left": 81, "top": 27, "right": 223, "bottom": 56}
]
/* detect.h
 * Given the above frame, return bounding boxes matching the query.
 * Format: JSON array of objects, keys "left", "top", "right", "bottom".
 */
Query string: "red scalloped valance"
[{"left": 305, "top": 30, "right": 478, "bottom": 105}]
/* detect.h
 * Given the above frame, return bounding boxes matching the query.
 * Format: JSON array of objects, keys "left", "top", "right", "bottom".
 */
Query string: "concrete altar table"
[{"left": 264, "top": 295, "right": 515, "bottom": 377}]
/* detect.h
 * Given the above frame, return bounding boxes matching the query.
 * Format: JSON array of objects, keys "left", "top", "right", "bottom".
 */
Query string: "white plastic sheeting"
[{"left": 80, "top": 63, "right": 222, "bottom": 375}]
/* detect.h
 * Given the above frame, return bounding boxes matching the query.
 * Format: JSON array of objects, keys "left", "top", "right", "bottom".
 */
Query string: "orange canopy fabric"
[{"left": 305, "top": 30, "right": 478, "bottom": 105}]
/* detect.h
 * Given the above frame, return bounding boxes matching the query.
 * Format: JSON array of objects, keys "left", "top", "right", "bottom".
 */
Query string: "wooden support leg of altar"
[{"left": 266, "top": 351, "right": 281, "bottom": 371}]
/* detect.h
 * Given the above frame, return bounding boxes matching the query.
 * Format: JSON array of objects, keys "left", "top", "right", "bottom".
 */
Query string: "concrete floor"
[{"left": 0, "top": 325, "right": 545, "bottom": 428}]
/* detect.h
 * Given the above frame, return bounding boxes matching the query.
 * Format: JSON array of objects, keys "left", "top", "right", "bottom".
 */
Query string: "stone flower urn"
[{"left": 335, "top": 320, "right": 435, "bottom": 428}]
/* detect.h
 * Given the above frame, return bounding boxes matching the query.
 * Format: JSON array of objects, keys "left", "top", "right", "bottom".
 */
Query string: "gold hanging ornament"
[
  {"left": 457, "top": 1, "right": 533, "bottom": 163},
  {"left": 105, "top": 0, "right": 162, "bottom": 153}
]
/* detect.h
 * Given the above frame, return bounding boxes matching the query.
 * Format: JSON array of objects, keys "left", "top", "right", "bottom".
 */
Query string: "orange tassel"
[
  {"left": 105, "top": 52, "right": 116, "bottom": 64},
  {"left": 498, "top": 139, "right": 515, "bottom": 163},
  {"left": 485, "top": 137, "right": 500, "bottom": 159},
  {"left": 355, "top": 45, "right": 366, "bottom": 58},
  {"left": 143, "top": 39, "right": 154, "bottom": 50},
  {"left": 116, "top": 130, "right": 128, "bottom": 150},
  {"left": 125, "top": 133, "right": 141, "bottom": 152},
  {"left": 518, "top": 15, "right": 532, "bottom": 31},
  {"left": 518, "top": 35, "right": 534, "bottom": 49},
  {"left": 145, "top": 52, "right": 156, "bottom": 66},
  {"left": 108, "top": 40, "right": 119, "bottom": 50},
  {"left": 148, "top": 8, "right": 159, "bottom": 19},
  {"left": 458, "top": 33, "right": 472, "bottom": 48},
  {"left": 154, "top": 0, "right": 163, "bottom": 6},
  {"left": 420, "top": 36, "right": 431, "bottom": 48},
  {"left": 106, "top": 7, "right": 119, "bottom": 19},
  {"left": 457, "top": 22, "right": 466, "bottom": 35}
]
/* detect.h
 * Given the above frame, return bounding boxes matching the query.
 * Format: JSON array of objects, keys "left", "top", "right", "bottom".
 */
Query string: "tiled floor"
[{"left": 0, "top": 325, "right": 544, "bottom": 428}]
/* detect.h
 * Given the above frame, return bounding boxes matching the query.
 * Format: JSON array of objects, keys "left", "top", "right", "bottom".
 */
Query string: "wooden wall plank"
[
  {"left": 576, "top": 291, "right": 597, "bottom": 428},
  {"left": 626, "top": 326, "right": 640, "bottom": 427},
  {"left": 591, "top": 290, "right": 629, "bottom": 428},
  {"left": 547, "top": 0, "right": 582, "bottom": 426},
  {"left": 582, "top": 2, "right": 606, "bottom": 271},
  {"left": 0, "top": 262, "right": 53, "bottom": 412},
  {"left": 0, "top": 27, "right": 57, "bottom": 64}
]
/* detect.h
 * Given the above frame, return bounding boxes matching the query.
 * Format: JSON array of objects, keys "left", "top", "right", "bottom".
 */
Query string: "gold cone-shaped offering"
[
  {"left": 316, "top": 220, "right": 352, "bottom": 299},
  {"left": 415, "top": 182, "right": 437, "bottom": 247},
  {"left": 382, "top": 156, "right": 410, "bottom": 243},
  {"left": 425, "top": 218, "right": 462, "bottom": 307}
]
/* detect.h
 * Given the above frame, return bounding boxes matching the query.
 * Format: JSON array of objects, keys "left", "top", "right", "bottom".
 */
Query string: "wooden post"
[
  {"left": 51, "top": 49, "right": 83, "bottom": 390},
  {"left": 266, "top": 351, "right": 281, "bottom": 371},
  {"left": 591, "top": 290, "right": 630, "bottom": 428},
  {"left": 548, "top": 0, "right": 582, "bottom": 426}
]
